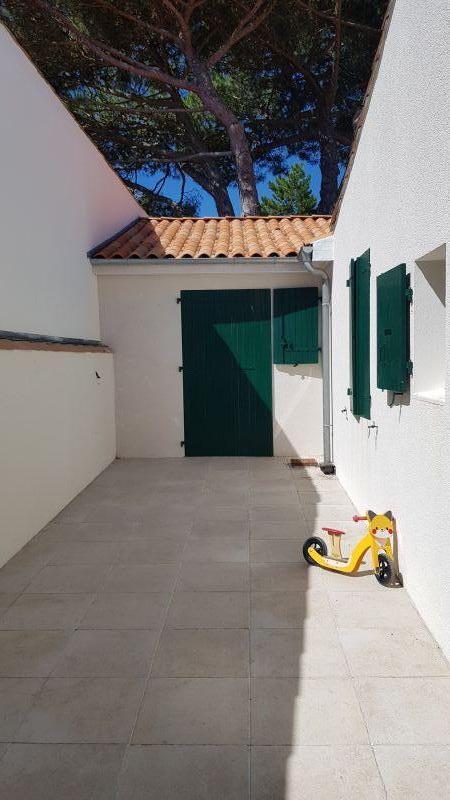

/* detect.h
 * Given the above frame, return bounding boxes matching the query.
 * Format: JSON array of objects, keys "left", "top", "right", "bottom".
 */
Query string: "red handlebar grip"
[{"left": 353, "top": 515, "right": 367, "bottom": 522}]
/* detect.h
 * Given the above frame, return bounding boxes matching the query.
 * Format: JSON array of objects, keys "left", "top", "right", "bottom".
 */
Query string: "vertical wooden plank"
[{"left": 181, "top": 289, "right": 273, "bottom": 456}]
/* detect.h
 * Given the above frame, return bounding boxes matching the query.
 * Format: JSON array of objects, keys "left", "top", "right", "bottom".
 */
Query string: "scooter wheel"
[
  {"left": 303, "top": 536, "right": 328, "bottom": 565},
  {"left": 375, "top": 553, "right": 394, "bottom": 586}
]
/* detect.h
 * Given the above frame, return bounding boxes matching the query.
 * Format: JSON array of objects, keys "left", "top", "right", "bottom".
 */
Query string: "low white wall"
[
  {"left": 332, "top": 0, "right": 450, "bottom": 656},
  {"left": 0, "top": 350, "right": 116, "bottom": 567},
  {"left": 0, "top": 24, "right": 142, "bottom": 339},
  {"left": 96, "top": 268, "right": 323, "bottom": 460}
]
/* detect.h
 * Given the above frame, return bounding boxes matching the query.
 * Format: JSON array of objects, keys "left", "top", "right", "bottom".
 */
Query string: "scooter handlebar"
[{"left": 353, "top": 515, "right": 367, "bottom": 522}]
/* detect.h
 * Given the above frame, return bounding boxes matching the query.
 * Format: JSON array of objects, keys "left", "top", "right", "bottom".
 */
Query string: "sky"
[{"left": 138, "top": 156, "right": 323, "bottom": 217}]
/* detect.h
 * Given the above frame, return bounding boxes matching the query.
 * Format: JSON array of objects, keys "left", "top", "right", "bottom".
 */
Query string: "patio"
[{"left": 0, "top": 457, "right": 448, "bottom": 799}]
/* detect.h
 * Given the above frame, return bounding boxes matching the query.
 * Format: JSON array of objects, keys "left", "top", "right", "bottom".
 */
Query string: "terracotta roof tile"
[{"left": 91, "top": 215, "right": 331, "bottom": 261}]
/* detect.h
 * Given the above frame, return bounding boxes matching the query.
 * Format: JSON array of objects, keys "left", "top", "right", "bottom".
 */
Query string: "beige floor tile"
[
  {"left": 251, "top": 563, "right": 308, "bottom": 592},
  {"left": 167, "top": 592, "right": 249, "bottom": 628},
  {"left": 0, "top": 594, "right": 18, "bottom": 613},
  {"left": 0, "top": 631, "right": 70, "bottom": 677},
  {"left": 196, "top": 505, "right": 249, "bottom": 522},
  {"left": 53, "top": 629, "right": 158, "bottom": 677},
  {"left": 48, "top": 541, "right": 120, "bottom": 565},
  {"left": 24, "top": 565, "right": 110, "bottom": 594},
  {"left": 250, "top": 626, "right": 349, "bottom": 678},
  {"left": 78, "top": 593, "right": 169, "bottom": 629},
  {"left": 251, "top": 745, "right": 385, "bottom": 800},
  {"left": 176, "top": 563, "right": 250, "bottom": 592},
  {"left": 355, "top": 677, "right": 450, "bottom": 743},
  {"left": 250, "top": 539, "right": 303, "bottom": 563},
  {"left": 0, "top": 594, "right": 93, "bottom": 630},
  {"left": 251, "top": 506, "right": 303, "bottom": 523},
  {"left": 183, "top": 535, "right": 249, "bottom": 563},
  {"left": 191, "top": 519, "right": 249, "bottom": 538},
  {"left": 117, "top": 744, "right": 248, "bottom": 800},
  {"left": 101, "top": 564, "right": 178, "bottom": 593},
  {"left": 0, "top": 678, "right": 44, "bottom": 740},
  {"left": 43, "top": 521, "right": 137, "bottom": 542},
  {"left": 152, "top": 629, "right": 249, "bottom": 677},
  {"left": 0, "top": 743, "right": 125, "bottom": 800},
  {"left": 251, "top": 590, "right": 333, "bottom": 628},
  {"left": 374, "top": 745, "right": 450, "bottom": 800},
  {"left": 329, "top": 589, "right": 425, "bottom": 629},
  {"left": 251, "top": 677, "right": 368, "bottom": 744},
  {"left": 115, "top": 537, "right": 187, "bottom": 564},
  {"left": 16, "top": 677, "right": 143, "bottom": 743},
  {"left": 250, "top": 520, "right": 308, "bottom": 539},
  {"left": 0, "top": 559, "right": 46, "bottom": 593},
  {"left": 339, "top": 627, "right": 449, "bottom": 677},
  {"left": 133, "top": 677, "right": 249, "bottom": 744}
]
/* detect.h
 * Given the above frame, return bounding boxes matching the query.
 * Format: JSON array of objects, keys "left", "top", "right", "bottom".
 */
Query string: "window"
[
  {"left": 348, "top": 250, "right": 371, "bottom": 418},
  {"left": 377, "top": 263, "right": 412, "bottom": 393},
  {"left": 273, "top": 287, "right": 319, "bottom": 365},
  {"left": 414, "top": 244, "right": 446, "bottom": 403}
]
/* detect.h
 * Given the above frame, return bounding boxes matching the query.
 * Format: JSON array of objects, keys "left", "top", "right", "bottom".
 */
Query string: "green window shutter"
[
  {"left": 349, "top": 250, "right": 371, "bottom": 418},
  {"left": 273, "top": 287, "right": 319, "bottom": 365},
  {"left": 377, "top": 263, "right": 411, "bottom": 392}
]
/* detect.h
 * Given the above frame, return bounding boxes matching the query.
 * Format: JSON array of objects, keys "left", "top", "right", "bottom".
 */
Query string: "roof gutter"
[{"left": 298, "top": 244, "right": 334, "bottom": 473}]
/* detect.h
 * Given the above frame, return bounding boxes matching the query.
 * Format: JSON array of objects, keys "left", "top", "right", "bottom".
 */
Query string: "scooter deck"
[{"left": 308, "top": 533, "right": 373, "bottom": 574}]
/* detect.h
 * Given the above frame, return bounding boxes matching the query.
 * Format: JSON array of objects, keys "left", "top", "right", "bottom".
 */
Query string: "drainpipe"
[{"left": 298, "top": 244, "right": 334, "bottom": 473}]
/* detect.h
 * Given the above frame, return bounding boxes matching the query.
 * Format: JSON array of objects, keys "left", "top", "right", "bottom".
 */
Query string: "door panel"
[{"left": 181, "top": 289, "right": 273, "bottom": 456}]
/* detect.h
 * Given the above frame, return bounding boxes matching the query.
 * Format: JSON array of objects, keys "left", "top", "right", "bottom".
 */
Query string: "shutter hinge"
[
  {"left": 346, "top": 279, "right": 351, "bottom": 287},
  {"left": 405, "top": 287, "right": 413, "bottom": 302},
  {"left": 347, "top": 388, "right": 353, "bottom": 396},
  {"left": 178, "top": 365, "right": 183, "bottom": 372},
  {"left": 176, "top": 297, "right": 182, "bottom": 304},
  {"left": 406, "top": 360, "right": 413, "bottom": 376},
  {"left": 180, "top": 440, "right": 185, "bottom": 447}
]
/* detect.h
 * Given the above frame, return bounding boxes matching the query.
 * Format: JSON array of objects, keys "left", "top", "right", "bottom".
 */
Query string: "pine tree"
[{"left": 260, "top": 163, "right": 316, "bottom": 215}]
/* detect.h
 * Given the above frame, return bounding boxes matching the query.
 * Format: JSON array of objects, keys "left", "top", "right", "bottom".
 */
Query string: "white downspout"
[{"left": 298, "top": 244, "right": 334, "bottom": 473}]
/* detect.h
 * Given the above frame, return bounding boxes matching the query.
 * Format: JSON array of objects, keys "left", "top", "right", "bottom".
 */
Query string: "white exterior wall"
[
  {"left": 96, "top": 266, "right": 323, "bottom": 460},
  {"left": 0, "top": 24, "right": 142, "bottom": 339},
  {"left": 0, "top": 27, "right": 142, "bottom": 566},
  {"left": 0, "top": 350, "right": 116, "bottom": 567},
  {"left": 332, "top": 0, "right": 450, "bottom": 655}
]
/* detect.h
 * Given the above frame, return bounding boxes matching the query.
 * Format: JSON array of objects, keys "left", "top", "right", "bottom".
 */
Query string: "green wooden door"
[{"left": 181, "top": 289, "right": 273, "bottom": 456}]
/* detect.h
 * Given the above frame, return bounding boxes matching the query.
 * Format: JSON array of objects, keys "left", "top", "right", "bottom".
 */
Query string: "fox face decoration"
[{"left": 367, "top": 510, "right": 394, "bottom": 537}]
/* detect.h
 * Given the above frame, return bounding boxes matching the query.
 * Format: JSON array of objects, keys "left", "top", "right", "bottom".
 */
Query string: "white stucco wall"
[
  {"left": 332, "top": 0, "right": 450, "bottom": 655},
  {"left": 96, "top": 265, "right": 323, "bottom": 460},
  {"left": 0, "top": 27, "right": 143, "bottom": 566},
  {"left": 0, "top": 24, "right": 142, "bottom": 339},
  {"left": 0, "top": 350, "right": 116, "bottom": 567}
]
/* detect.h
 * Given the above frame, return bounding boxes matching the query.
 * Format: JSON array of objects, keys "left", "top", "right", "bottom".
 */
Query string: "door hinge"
[
  {"left": 346, "top": 279, "right": 351, "bottom": 287},
  {"left": 180, "top": 440, "right": 185, "bottom": 447},
  {"left": 406, "top": 360, "right": 413, "bottom": 376},
  {"left": 176, "top": 297, "right": 182, "bottom": 304},
  {"left": 178, "top": 365, "right": 183, "bottom": 372},
  {"left": 347, "top": 388, "right": 353, "bottom": 396},
  {"left": 405, "top": 287, "right": 413, "bottom": 302}
]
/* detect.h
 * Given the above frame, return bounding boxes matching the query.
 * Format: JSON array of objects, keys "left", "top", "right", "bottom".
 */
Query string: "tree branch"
[
  {"left": 208, "top": 0, "right": 275, "bottom": 67},
  {"left": 92, "top": 0, "right": 179, "bottom": 43},
  {"left": 26, "top": 0, "right": 199, "bottom": 93},
  {"left": 327, "top": 0, "right": 342, "bottom": 108},
  {"left": 294, "top": 0, "right": 380, "bottom": 35}
]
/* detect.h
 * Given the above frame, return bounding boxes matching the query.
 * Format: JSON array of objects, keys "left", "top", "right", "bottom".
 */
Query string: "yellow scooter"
[{"left": 302, "top": 511, "right": 398, "bottom": 586}]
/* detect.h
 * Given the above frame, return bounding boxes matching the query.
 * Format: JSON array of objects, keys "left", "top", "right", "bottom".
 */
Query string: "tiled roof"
[{"left": 91, "top": 215, "right": 331, "bottom": 260}]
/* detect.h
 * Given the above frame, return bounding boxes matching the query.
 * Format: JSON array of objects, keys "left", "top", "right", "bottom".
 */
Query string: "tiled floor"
[{"left": 0, "top": 457, "right": 448, "bottom": 799}]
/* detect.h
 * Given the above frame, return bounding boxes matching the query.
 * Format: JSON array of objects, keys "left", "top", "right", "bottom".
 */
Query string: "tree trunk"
[
  {"left": 227, "top": 120, "right": 260, "bottom": 215},
  {"left": 186, "top": 164, "right": 235, "bottom": 216},
  {"left": 317, "top": 130, "right": 339, "bottom": 214},
  {"left": 191, "top": 61, "right": 259, "bottom": 215}
]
